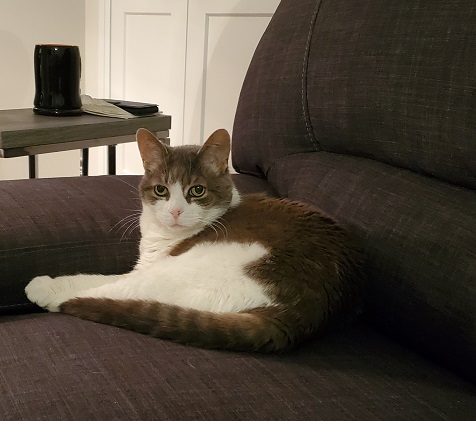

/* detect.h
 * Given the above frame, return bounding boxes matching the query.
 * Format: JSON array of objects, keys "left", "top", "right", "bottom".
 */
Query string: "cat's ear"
[
  {"left": 198, "top": 129, "right": 230, "bottom": 174},
  {"left": 136, "top": 128, "right": 169, "bottom": 171}
]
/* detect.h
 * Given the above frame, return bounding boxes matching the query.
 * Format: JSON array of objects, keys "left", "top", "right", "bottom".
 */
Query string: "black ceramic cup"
[{"left": 33, "top": 44, "right": 82, "bottom": 116}]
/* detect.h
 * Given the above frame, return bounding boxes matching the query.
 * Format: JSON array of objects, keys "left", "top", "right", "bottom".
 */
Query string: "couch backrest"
[{"left": 232, "top": 0, "right": 475, "bottom": 190}]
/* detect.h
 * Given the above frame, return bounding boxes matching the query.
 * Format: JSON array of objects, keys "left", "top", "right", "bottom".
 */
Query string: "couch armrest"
[{"left": 0, "top": 176, "right": 142, "bottom": 314}]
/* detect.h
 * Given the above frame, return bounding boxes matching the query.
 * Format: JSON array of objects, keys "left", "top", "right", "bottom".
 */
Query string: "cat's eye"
[
  {"left": 189, "top": 185, "right": 206, "bottom": 197},
  {"left": 154, "top": 185, "right": 168, "bottom": 197}
]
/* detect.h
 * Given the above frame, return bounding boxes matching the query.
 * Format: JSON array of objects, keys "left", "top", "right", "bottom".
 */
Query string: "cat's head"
[{"left": 136, "top": 128, "right": 239, "bottom": 236}]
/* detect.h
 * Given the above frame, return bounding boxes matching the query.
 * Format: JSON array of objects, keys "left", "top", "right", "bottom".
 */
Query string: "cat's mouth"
[
  {"left": 167, "top": 218, "right": 195, "bottom": 229},
  {"left": 170, "top": 222, "right": 185, "bottom": 228},
  {"left": 159, "top": 214, "right": 204, "bottom": 231}
]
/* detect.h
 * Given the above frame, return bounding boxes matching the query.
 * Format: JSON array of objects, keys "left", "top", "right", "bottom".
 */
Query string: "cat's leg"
[
  {"left": 25, "top": 273, "right": 124, "bottom": 312},
  {"left": 25, "top": 273, "right": 142, "bottom": 313}
]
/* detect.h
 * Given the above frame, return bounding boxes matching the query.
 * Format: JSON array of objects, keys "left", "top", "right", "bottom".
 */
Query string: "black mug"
[{"left": 33, "top": 44, "right": 82, "bottom": 116}]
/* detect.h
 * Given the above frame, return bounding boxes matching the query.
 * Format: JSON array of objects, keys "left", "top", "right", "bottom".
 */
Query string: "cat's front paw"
[{"left": 25, "top": 276, "right": 63, "bottom": 312}]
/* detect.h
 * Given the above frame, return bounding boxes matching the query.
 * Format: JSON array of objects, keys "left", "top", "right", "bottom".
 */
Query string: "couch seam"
[
  {"left": 301, "top": 0, "right": 323, "bottom": 151},
  {"left": 0, "top": 239, "right": 138, "bottom": 256},
  {"left": 0, "top": 303, "right": 33, "bottom": 310},
  {"left": 265, "top": 0, "right": 323, "bottom": 180}
]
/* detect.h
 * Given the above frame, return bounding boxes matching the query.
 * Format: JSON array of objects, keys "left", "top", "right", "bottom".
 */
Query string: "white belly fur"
[{"left": 80, "top": 242, "right": 274, "bottom": 313}]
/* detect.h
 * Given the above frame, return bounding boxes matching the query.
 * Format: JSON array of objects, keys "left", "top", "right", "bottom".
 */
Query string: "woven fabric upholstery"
[
  {"left": 268, "top": 152, "right": 476, "bottom": 381},
  {"left": 1, "top": 313, "right": 475, "bottom": 421},
  {"left": 233, "top": 0, "right": 475, "bottom": 189},
  {"left": 232, "top": 0, "right": 476, "bottom": 382},
  {"left": 307, "top": 0, "right": 475, "bottom": 189},
  {"left": 232, "top": 0, "right": 321, "bottom": 178},
  {"left": 1, "top": 1, "right": 475, "bottom": 416},
  {"left": 0, "top": 176, "right": 142, "bottom": 314}
]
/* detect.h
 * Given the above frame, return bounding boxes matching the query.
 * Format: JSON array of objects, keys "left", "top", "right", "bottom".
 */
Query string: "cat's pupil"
[
  {"left": 189, "top": 185, "right": 206, "bottom": 197},
  {"left": 154, "top": 185, "right": 168, "bottom": 197}
]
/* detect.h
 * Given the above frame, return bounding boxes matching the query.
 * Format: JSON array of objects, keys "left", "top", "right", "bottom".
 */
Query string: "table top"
[{"left": 0, "top": 108, "right": 171, "bottom": 156}]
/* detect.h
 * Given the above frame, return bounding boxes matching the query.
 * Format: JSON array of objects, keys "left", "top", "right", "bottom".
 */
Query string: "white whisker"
[
  {"left": 110, "top": 210, "right": 141, "bottom": 242},
  {"left": 214, "top": 217, "right": 228, "bottom": 238},
  {"left": 208, "top": 223, "right": 219, "bottom": 241},
  {"left": 114, "top": 177, "right": 140, "bottom": 193},
  {"left": 110, "top": 212, "right": 141, "bottom": 233},
  {"left": 121, "top": 220, "right": 140, "bottom": 242}
]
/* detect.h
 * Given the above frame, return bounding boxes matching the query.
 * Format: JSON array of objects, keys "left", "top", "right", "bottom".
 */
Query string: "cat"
[{"left": 25, "top": 128, "right": 365, "bottom": 352}]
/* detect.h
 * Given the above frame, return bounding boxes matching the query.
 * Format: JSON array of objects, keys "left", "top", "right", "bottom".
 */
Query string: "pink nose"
[{"left": 170, "top": 209, "right": 183, "bottom": 219}]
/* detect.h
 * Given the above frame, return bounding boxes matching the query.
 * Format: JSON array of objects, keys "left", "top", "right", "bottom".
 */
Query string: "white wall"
[{"left": 0, "top": 0, "right": 85, "bottom": 180}]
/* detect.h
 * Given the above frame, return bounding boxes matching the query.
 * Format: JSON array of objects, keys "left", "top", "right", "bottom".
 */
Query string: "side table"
[{"left": 0, "top": 109, "right": 171, "bottom": 178}]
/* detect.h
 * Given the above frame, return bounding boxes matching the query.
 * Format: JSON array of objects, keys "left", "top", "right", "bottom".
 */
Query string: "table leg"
[
  {"left": 108, "top": 144, "right": 116, "bottom": 175},
  {"left": 29, "top": 155, "right": 38, "bottom": 178},
  {"left": 81, "top": 148, "right": 89, "bottom": 176}
]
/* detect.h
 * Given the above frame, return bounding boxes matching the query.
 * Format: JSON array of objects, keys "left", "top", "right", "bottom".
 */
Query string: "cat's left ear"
[{"left": 198, "top": 129, "right": 230, "bottom": 174}]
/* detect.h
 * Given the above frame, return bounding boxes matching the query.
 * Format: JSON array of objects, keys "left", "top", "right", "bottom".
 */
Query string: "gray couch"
[{"left": 1, "top": 0, "right": 475, "bottom": 419}]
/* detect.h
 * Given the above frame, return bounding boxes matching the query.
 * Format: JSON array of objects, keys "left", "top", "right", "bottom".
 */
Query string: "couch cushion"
[
  {"left": 0, "top": 176, "right": 142, "bottom": 314},
  {"left": 0, "top": 313, "right": 475, "bottom": 420},
  {"left": 232, "top": 173, "right": 277, "bottom": 197},
  {"left": 268, "top": 151, "right": 476, "bottom": 382},
  {"left": 307, "top": 0, "right": 475, "bottom": 189},
  {"left": 233, "top": 0, "right": 475, "bottom": 189}
]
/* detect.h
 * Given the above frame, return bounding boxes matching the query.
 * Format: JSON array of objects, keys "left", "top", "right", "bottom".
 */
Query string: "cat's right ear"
[{"left": 136, "top": 128, "right": 169, "bottom": 171}]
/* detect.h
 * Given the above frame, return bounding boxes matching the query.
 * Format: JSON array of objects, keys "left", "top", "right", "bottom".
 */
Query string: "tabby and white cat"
[{"left": 26, "top": 128, "right": 364, "bottom": 352}]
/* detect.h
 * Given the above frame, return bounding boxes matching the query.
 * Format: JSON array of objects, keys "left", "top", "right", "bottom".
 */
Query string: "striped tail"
[{"left": 59, "top": 297, "right": 322, "bottom": 352}]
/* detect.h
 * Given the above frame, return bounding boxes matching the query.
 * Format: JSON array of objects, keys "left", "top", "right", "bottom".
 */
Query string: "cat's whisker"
[
  {"left": 110, "top": 212, "right": 141, "bottom": 243},
  {"left": 120, "top": 221, "right": 139, "bottom": 241},
  {"left": 208, "top": 221, "right": 227, "bottom": 241},
  {"left": 208, "top": 223, "right": 219, "bottom": 241},
  {"left": 213, "top": 218, "right": 228, "bottom": 238},
  {"left": 114, "top": 177, "right": 140, "bottom": 193},
  {"left": 197, "top": 217, "right": 221, "bottom": 241},
  {"left": 211, "top": 223, "right": 225, "bottom": 239},
  {"left": 120, "top": 219, "right": 140, "bottom": 242},
  {"left": 110, "top": 212, "right": 141, "bottom": 233}
]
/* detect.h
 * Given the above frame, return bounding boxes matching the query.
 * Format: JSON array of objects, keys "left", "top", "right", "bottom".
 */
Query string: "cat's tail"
[{"left": 59, "top": 298, "right": 321, "bottom": 352}]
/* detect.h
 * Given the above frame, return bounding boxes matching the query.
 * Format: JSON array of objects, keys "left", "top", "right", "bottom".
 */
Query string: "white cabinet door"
[
  {"left": 109, "top": 0, "right": 188, "bottom": 174},
  {"left": 100, "top": 0, "right": 279, "bottom": 175},
  {"left": 184, "top": 0, "right": 280, "bottom": 146}
]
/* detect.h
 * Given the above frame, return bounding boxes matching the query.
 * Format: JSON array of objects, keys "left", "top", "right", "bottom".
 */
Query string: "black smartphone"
[{"left": 105, "top": 99, "right": 159, "bottom": 116}]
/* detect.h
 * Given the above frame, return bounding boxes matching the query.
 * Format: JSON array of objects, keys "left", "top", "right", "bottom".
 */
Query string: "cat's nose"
[{"left": 170, "top": 209, "right": 183, "bottom": 219}]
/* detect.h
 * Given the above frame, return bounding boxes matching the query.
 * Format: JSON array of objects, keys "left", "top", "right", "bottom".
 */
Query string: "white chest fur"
[{"left": 130, "top": 241, "right": 274, "bottom": 313}]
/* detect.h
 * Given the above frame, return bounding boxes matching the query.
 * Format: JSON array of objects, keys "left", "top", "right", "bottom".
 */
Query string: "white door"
[
  {"left": 184, "top": 0, "right": 280, "bottom": 146},
  {"left": 109, "top": 0, "right": 188, "bottom": 174}
]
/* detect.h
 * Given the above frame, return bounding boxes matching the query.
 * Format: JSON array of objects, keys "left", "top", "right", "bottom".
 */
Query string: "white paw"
[{"left": 25, "top": 275, "right": 66, "bottom": 312}]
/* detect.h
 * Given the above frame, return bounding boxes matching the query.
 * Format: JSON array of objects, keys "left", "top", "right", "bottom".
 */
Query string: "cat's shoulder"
[
  {"left": 226, "top": 193, "right": 342, "bottom": 237},
  {"left": 232, "top": 193, "right": 330, "bottom": 222}
]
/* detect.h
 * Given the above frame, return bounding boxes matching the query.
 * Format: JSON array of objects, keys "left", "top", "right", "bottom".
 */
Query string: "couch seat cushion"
[{"left": 0, "top": 313, "right": 474, "bottom": 420}]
